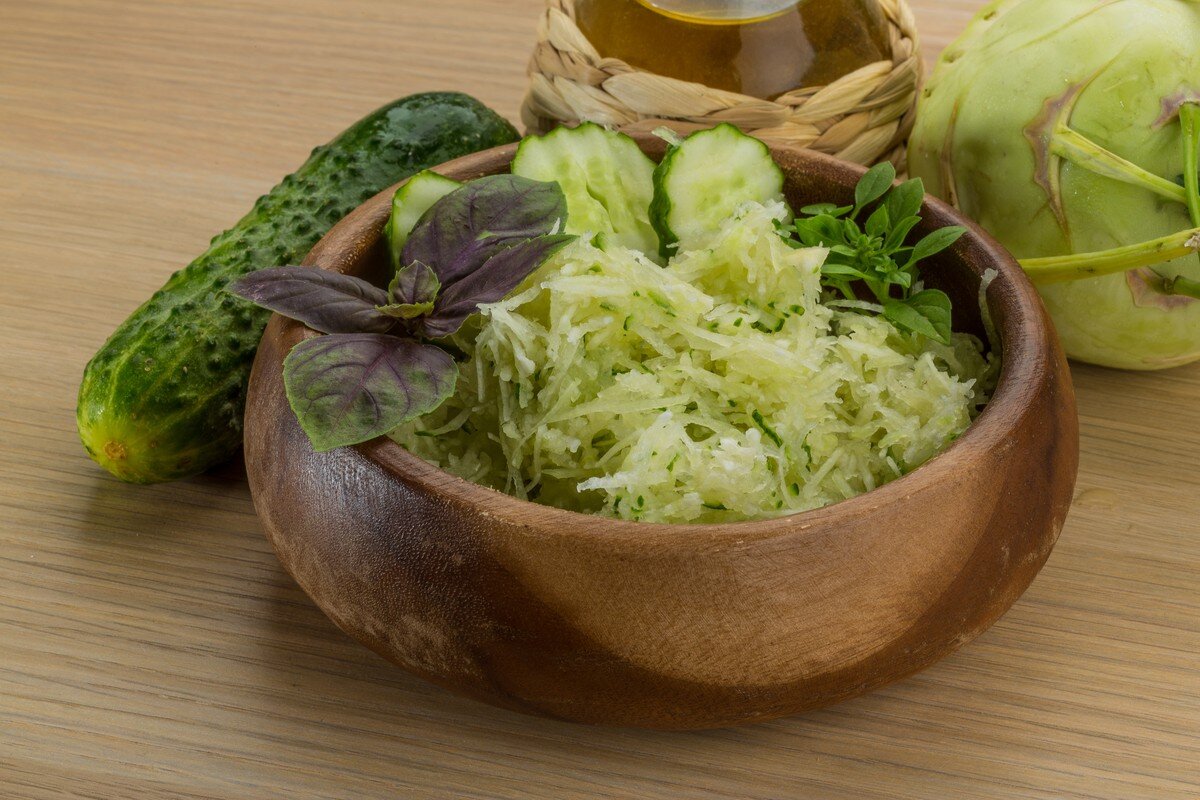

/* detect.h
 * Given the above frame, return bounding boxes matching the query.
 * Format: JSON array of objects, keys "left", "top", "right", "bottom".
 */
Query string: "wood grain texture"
[
  {"left": 243, "top": 136, "right": 1078, "bottom": 729},
  {"left": 0, "top": 0, "right": 1196, "bottom": 795}
]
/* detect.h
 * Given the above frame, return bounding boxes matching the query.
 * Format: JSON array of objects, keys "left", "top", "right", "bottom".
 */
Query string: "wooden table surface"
[{"left": 2, "top": 1, "right": 1197, "bottom": 797}]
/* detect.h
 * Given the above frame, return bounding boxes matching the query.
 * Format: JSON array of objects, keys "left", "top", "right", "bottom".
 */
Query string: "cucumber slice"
[
  {"left": 511, "top": 122, "right": 658, "bottom": 256},
  {"left": 650, "top": 124, "right": 785, "bottom": 258},
  {"left": 386, "top": 170, "right": 461, "bottom": 267}
]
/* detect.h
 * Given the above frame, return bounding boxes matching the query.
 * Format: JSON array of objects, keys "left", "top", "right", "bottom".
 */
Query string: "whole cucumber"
[{"left": 78, "top": 92, "right": 519, "bottom": 483}]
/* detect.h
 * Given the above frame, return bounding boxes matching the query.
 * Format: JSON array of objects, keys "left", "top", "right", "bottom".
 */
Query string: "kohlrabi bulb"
[{"left": 909, "top": 0, "right": 1200, "bottom": 370}]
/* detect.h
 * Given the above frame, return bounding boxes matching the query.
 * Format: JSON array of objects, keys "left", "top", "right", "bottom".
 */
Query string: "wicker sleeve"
[{"left": 521, "top": 0, "right": 922, "bottom": 166}]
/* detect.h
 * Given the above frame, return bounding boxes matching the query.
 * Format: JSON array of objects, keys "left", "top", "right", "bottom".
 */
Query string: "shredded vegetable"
[{"left": 391, "top": 201, "right": 997, "bottom": 523}]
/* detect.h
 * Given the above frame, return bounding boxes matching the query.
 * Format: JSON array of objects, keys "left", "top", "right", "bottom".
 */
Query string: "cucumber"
[
  {"left": 78, "top": 92, "right": 519, "bottom": 483},
  {"left": 386, "top": 170, "right": 461, "bottom": 268},
  {"left": 649, "top": 123, "right": 785, "bottom": 258},
  {"left": 511, "top": 122, "right": 658, "bottom": 256}
]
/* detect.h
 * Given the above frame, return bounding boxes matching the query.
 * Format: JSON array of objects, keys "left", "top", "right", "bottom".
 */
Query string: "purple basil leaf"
[
  {"left": 401, "top": 174, "right": 568, "bottom": 287},
  {"left": 283, "top": 334, "right": 457, "bottom": 452},
  {"left": 422, "top": 234, "right": 575, "bottom": 338},
  {"left": 388, "top": 260, "right": 440, "bottom": 306},
  {"left": 230, "top": 266, "right": 392, "bottom": 334}
]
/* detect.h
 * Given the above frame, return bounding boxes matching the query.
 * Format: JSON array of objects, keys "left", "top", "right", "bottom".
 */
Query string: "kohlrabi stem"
[
  {"left": 1178, "top": 103, "right": 1200, "bottom": 227},
  {"left": 1163, "top": 273, "right": 1200, "bottom": 299},
  {"left": 1021, "top": 229, "right": 1200, "bottom": 284},
  {"left": 1052, "top": 125, "right": 1188, "bottom": 205}
]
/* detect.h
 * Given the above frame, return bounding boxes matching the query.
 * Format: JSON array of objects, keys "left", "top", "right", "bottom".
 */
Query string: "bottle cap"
[{"left": 638, "top": 0, "right": 797, "bottom": 23}]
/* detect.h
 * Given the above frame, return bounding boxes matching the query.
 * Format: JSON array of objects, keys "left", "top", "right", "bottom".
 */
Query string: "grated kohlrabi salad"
[{"left": 390, "top": 201, "right": 997, "bottom": 523}]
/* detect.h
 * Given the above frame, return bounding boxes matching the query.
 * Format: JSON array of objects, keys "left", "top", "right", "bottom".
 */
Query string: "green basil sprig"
[{"left": 785, "top": 162, "right": 966, "bottom": 344}]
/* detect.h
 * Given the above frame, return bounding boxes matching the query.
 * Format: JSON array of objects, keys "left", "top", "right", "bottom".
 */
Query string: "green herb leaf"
[
  {"left": 883, "top": 289, "right": 953, "bottom": 344},
  {"left": 789, "top": 224, "right": 825, "bottom": 248},
  {"left": 854, "top": 162, "right": 897, "bottom": 213},
  {"left": 884, "top": 215, "right": 923, "bottom": 252},
  {"left": 821, "top": 262, "right": 873, "bottom": 280},
  {"left": 903, "top": 226, "right": 967, "bottom": 271},
  {"left": 865, "top": 204, "right": 891, "bottom": 238},
  {"left": 884, "top": 178, "right": 924, "bottom": 226},
  {"left": 800, "top": 202, "right": 853, "bottom": 217},
  {"left": 799, "top": 214, "right": 846, "bottom": 242}
]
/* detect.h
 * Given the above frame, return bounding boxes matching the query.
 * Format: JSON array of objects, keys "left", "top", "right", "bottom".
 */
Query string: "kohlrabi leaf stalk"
[
  {"left": 1021, "top": 227, "right": 1200, "bottom": 285},
  {"left": 1020, "top": 89, "right": 1200, "bottom": 287},
  {"left": 1178, "top": 102, "right": 1200, "bottom": 228}
]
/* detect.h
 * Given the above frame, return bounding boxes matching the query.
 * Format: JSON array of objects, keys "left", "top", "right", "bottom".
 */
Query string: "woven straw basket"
[{"left": 522, "top": 0, "right": 922, "bottom": 166}]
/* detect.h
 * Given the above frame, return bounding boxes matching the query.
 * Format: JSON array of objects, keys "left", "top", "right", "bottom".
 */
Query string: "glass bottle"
[{"left": 574, "top": 0, "right": 891, "bottom": 100}]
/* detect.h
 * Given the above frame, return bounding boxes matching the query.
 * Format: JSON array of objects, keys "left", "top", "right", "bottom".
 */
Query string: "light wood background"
[{"left": 1, "top": 1, "right": 1196, "bottom": 798}]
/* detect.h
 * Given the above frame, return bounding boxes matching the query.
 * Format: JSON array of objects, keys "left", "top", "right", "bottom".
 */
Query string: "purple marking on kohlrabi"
[
  {"left": 422, "top": 234, "right": 575, "bottom": 338},
  {"left": 1154, "top": 89, "right": 1200, "bottom": 131},
  {"left": 401, "top": 174, "right": 568, "bottom": 287},
  {"left": 230, "top": 266, "right": 393, "bottom": 334},
  {"left": 282, "top": 333, "right": 457, "bottom": 451}
]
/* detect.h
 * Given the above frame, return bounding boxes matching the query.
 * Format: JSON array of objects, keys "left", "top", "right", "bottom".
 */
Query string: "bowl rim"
[{"left": 283, "top": 136, "right": 1049, "bottom": 542}]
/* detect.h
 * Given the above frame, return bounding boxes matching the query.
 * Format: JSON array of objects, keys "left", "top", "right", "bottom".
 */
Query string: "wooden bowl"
[{"left": 243, "top": 134, "right": 1079, "bottom": 730}]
